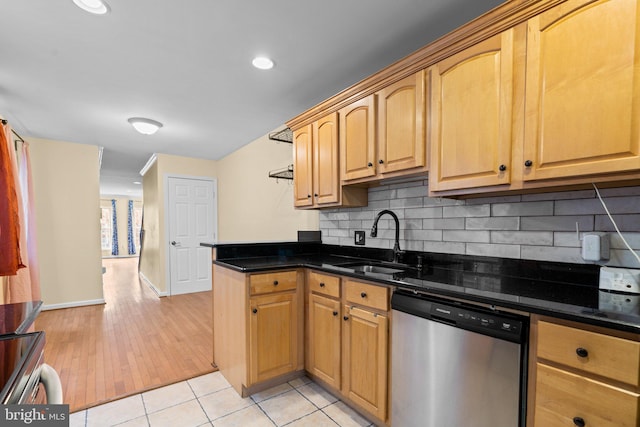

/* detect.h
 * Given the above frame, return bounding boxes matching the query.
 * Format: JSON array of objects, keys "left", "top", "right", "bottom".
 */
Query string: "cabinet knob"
[
  {"left": 499, "top": 164, "right": 507, "bottom": 172},
  {"left": 360, "top": 292, "right": 367, "bottom": 298},
  {"left": 273, "top": 280, "right": 279, "bottom": 286},
  {"left": 378, "top": 159, "right": 384, "bottom": 164},
  {"left": 524, "top": 160, "right": 533, "bottom": 167},
  {"left": 576, "top": 347, "right": 589, "bottom": 358},
  {"left": 252, "top": 308, "right": 257, "bottom": 314},
  {"left": 314, "top": 193, "right": 318, "bottom": 197},
  {"left": 367, "top": 162, "right": 373, "bottom": 167},
  {"left": 343, "top": 316, "right": 349, "bottom": 321},
  {"left": 319, "top": 282, "right": 325, "bottom": 287},
  {"left": 333, "top": 311, "right": 338, "bottom": 316},
  {"left": 307, "top": 194, "right": 311, "bottom": 198},
  {"left": 573, "top": 416, "right": 586, "bottom": 427}
]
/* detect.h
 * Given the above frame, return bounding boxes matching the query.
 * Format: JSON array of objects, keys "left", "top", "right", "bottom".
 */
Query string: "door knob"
[{"left": 171, "top": 241, "right": 179, "bottom": 246}]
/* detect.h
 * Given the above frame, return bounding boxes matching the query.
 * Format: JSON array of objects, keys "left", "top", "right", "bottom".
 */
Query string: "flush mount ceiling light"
[
  {"left": 252, "top": 56, "right": 274, "bottom": 70},
  {"left": 128, "top": 117, "right": 163, "bottom": 135},
  {"left": 72, "top": 0, "right": 110, "bottom": 15}
]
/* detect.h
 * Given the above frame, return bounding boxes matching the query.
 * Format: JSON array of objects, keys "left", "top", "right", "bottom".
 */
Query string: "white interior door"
[{"left": 168, "top": 176, "right": 216, "bottom": 295}]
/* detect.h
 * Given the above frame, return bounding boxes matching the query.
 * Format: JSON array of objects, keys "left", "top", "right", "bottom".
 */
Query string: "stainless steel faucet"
[{"left": 370, "top": 209, "right": 403, "bottom": 263}]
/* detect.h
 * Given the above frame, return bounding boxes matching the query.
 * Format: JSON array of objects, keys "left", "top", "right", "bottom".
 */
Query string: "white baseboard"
[
  {"left": 139, "top": 272, "right": 167, "bottom": 297},
  {"left": 42, "top": 299, "right": 106, "bottom": 311}
]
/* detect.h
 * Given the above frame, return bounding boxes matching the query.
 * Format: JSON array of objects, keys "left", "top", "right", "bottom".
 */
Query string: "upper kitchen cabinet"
[
  {"left": 293, "top": 113, "right": 367, "bottom": 209},
  {"left": 377, "top": 71, "right": 427, "bottom": 175},
  {"left": 293, "top": 124, "right": 314, "bottom": 207},
  {"left": 340, "top": 95, "right": 377, "bottom": 181},
  {"left": 522, "top": 0, "right": 640, "bottom": 182},
  {"left": 341, "top": 72, "right": 427, "bottom": 184},
  {"left": 429, "top": 29, "right": 520, "bottom": 192}
]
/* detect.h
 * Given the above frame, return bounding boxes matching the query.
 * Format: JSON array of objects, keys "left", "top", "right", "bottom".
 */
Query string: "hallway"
[{"left": 35, "top": 257, "right": 214, "bottom": 412}]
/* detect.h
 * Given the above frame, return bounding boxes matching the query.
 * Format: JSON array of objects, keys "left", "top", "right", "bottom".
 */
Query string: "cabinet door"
[
  {"left": 293, "top": 124, "right": 313, "bottom": 207},
  {"left": 340, "top": 95, "right": 377, "bottom": 181},
  {"left": 342, "top": 305, "right": 388, "bottom": 421},
  {"left": 524, "top": 0, "right": 640, "bottom": 181},
  {"left": 313, "top": 112, "right": 340, "bottom": 205},
  {"left": 377, "top": 71, "right": 426, "bottom": 174},
  {"left": 429, "top": 30, "right": 517, "bottom": 191},
  {"left": 249, "top": 292, "right": 298, "bottom": 384},
  {"left": 308, "top": 294, "right": 341, "bottom": 389}
]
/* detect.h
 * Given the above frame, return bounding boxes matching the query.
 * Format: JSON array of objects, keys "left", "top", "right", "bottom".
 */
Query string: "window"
[
  {"left": 133, "top": 207, "right": 143, "bottom": 252},
  {"left": 100, "top": 207, "right": 112, "bottom": 251}
]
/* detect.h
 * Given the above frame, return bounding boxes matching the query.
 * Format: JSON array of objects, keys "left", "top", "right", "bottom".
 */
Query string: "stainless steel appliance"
[{"left": 391, "top": 290, "right": 528, "bottom": 427}]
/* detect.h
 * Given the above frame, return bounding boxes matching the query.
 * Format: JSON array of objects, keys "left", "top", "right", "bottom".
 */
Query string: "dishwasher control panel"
[{"left": 392, "top": 290, "right": 526, "bottom": 343}]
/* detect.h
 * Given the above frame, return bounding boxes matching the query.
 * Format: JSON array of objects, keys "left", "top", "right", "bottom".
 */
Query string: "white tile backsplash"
[{"left": 319, "top": 183, "right": 640, "bottom": 268}]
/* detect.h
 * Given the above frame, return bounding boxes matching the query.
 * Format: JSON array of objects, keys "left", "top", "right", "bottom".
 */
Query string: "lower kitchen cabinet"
[
  {"left": 249, "top": 292, "right": 299, "bottom": 385},
  {"left": 530, "top": 316, "right": 640, "bottom": 427},
  {"left": 307, "top": 293, "right": 341, "bottom": 389},
  {"left": 342, "top": 304, "right": 388, "bottom": 421},
  {"left": 306, "top": 271, "right": 390, "bottom": 425},
  {"left": 212, "top": 266, "right": 304, "bottom": 396}
]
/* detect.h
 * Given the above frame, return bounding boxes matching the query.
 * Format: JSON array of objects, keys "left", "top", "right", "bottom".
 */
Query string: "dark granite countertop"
[{"left": 204, "top": 241, "right": 640, "bottom": 334}]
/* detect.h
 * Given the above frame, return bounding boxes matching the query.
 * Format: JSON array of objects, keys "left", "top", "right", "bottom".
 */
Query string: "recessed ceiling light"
[
  {"left": 72, "top": 0, "right": 110, "bottom": 15},
  {"left": 133, "top": 181, "right": 142, "bottom": 185},
  {"left": 252, "top": 56, "right": 274, "bottom": 70},
  {"left": 128, "top": 117, "right": 163, "bottom": 135}
]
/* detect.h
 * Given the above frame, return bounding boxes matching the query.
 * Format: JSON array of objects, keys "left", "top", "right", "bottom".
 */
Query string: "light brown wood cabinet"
[
  {"left": 430, "top": 0, "right": 640, "bottom": 196},
  {"left": 340, "top": 95, "right": 377, "bottom": 181},
  {"left": 341, "top": 71, "right": 427, "bottom": 184},
  {"left": 293, "top": 112, "right": 367, "bottom": 209},
  {"left": 428, "top": 29, "right": 519, "bottom": 192},
  {"left": 522, "top": 0, "right": 640, "bottom": 182},
  {"left": 212, "top": 266, "right": 304, "bottom": 396},
  {"left": 306, "top": 272, "right": 390, "bottom": 424},
  {"left": 531, "top": 316, "right": 640, "bottom": 427},
  {"left": 342, "top": 304, "right": 388, "bottom": 421}
]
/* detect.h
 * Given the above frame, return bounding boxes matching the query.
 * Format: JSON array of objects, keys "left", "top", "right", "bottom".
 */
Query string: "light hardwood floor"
[{"left": 35, "top": 257, "right": 214, "bottom": 413}]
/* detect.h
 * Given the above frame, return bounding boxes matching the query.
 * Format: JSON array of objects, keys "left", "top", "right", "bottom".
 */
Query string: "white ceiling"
[{"left": 0, "top": 0, "right": 503, "bottom": 198}]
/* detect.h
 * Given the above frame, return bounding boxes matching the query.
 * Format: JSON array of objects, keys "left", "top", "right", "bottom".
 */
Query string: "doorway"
[{"left": 166, "top": 175, "right": 217, "bottom": 295}]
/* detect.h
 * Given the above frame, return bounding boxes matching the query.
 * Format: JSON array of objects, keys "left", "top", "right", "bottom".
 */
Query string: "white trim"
[
  {"left": 139, "top": 271, "right": 167, "bottom": 297},
  {"left": 98, "top": 146, "right": 104, "bottom": 169},
  {"left": 42, "top": 299, "right": 106, "bottom": 311},
  {"left": 164, "top": 173, "right": 218, "bottom": 297},
  {"left": 139, "top": 153, "right": 158, "bottom": 176}
]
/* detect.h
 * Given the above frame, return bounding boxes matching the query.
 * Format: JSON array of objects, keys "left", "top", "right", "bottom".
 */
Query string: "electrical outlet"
[
  {"left": 599, "top": 266, "right": 640, "bottom": 294},
  {"left": 354, "top": 230, "right": 365, "bottom": 246}
]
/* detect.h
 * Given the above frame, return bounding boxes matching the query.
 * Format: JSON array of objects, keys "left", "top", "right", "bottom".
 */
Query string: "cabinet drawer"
[
  {"left": 535, "top": 363, "right": 640, "bottom": 427},
  {"left": 344, "top": 280, "right": 389, "bottom": 311},
  {"left": 250, "top": 271, "right": 298, "bottom": 295},
  {"left": 308, "top": 271, "right": 340, "bottom": 298},
  {"left": 537, "top": 321, "right": 640, "bottom": 386}
]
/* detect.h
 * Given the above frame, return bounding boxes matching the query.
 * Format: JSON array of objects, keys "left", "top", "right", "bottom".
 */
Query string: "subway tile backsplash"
[{"left": 319, "top": 180, "right": 640, "bottom": 268}]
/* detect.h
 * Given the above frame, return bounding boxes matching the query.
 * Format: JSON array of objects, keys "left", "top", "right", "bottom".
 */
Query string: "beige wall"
[
  {"left": 100, "top": 197, "right": 142, "bottom": 257},
  {"left": 216, "top": 132, "right": 319, "bottom": 242},
  {"left": 29, "top": 137, "right": 103, "bottom": 307},
  {"left": 139, "top": 161, "right": 162, "bottom": 292}
]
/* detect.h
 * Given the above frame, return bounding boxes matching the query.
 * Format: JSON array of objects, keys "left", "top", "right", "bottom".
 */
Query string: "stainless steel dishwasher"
[{"left": 391, "top": 290, "right": 528, "bottom": 427}]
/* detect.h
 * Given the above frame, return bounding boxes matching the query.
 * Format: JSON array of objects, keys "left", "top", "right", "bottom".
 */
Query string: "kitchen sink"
[{"left": 349, "top": 264, "right": 405, "bottom": 275}]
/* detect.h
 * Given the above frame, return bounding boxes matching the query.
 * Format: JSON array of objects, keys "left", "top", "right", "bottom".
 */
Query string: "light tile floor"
[{"left": 70, "top": 373, "right": 375, "bottom": 427}]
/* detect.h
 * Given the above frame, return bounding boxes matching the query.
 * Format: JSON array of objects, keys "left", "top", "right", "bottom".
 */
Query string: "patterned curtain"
[
  {"left": 127, "top": 200, "right": 136, "bottom": 255},
  {"left": 111, "top": 199, "right": 119, "bottom": 256}
]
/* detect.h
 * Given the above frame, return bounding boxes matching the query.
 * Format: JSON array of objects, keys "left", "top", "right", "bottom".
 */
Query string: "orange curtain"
[
  {"left": 0, "top": 122, "right": 22, "bottom": 277},
  {"left": 1, "top": 121, "right": 40, "bottom": 303}
]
